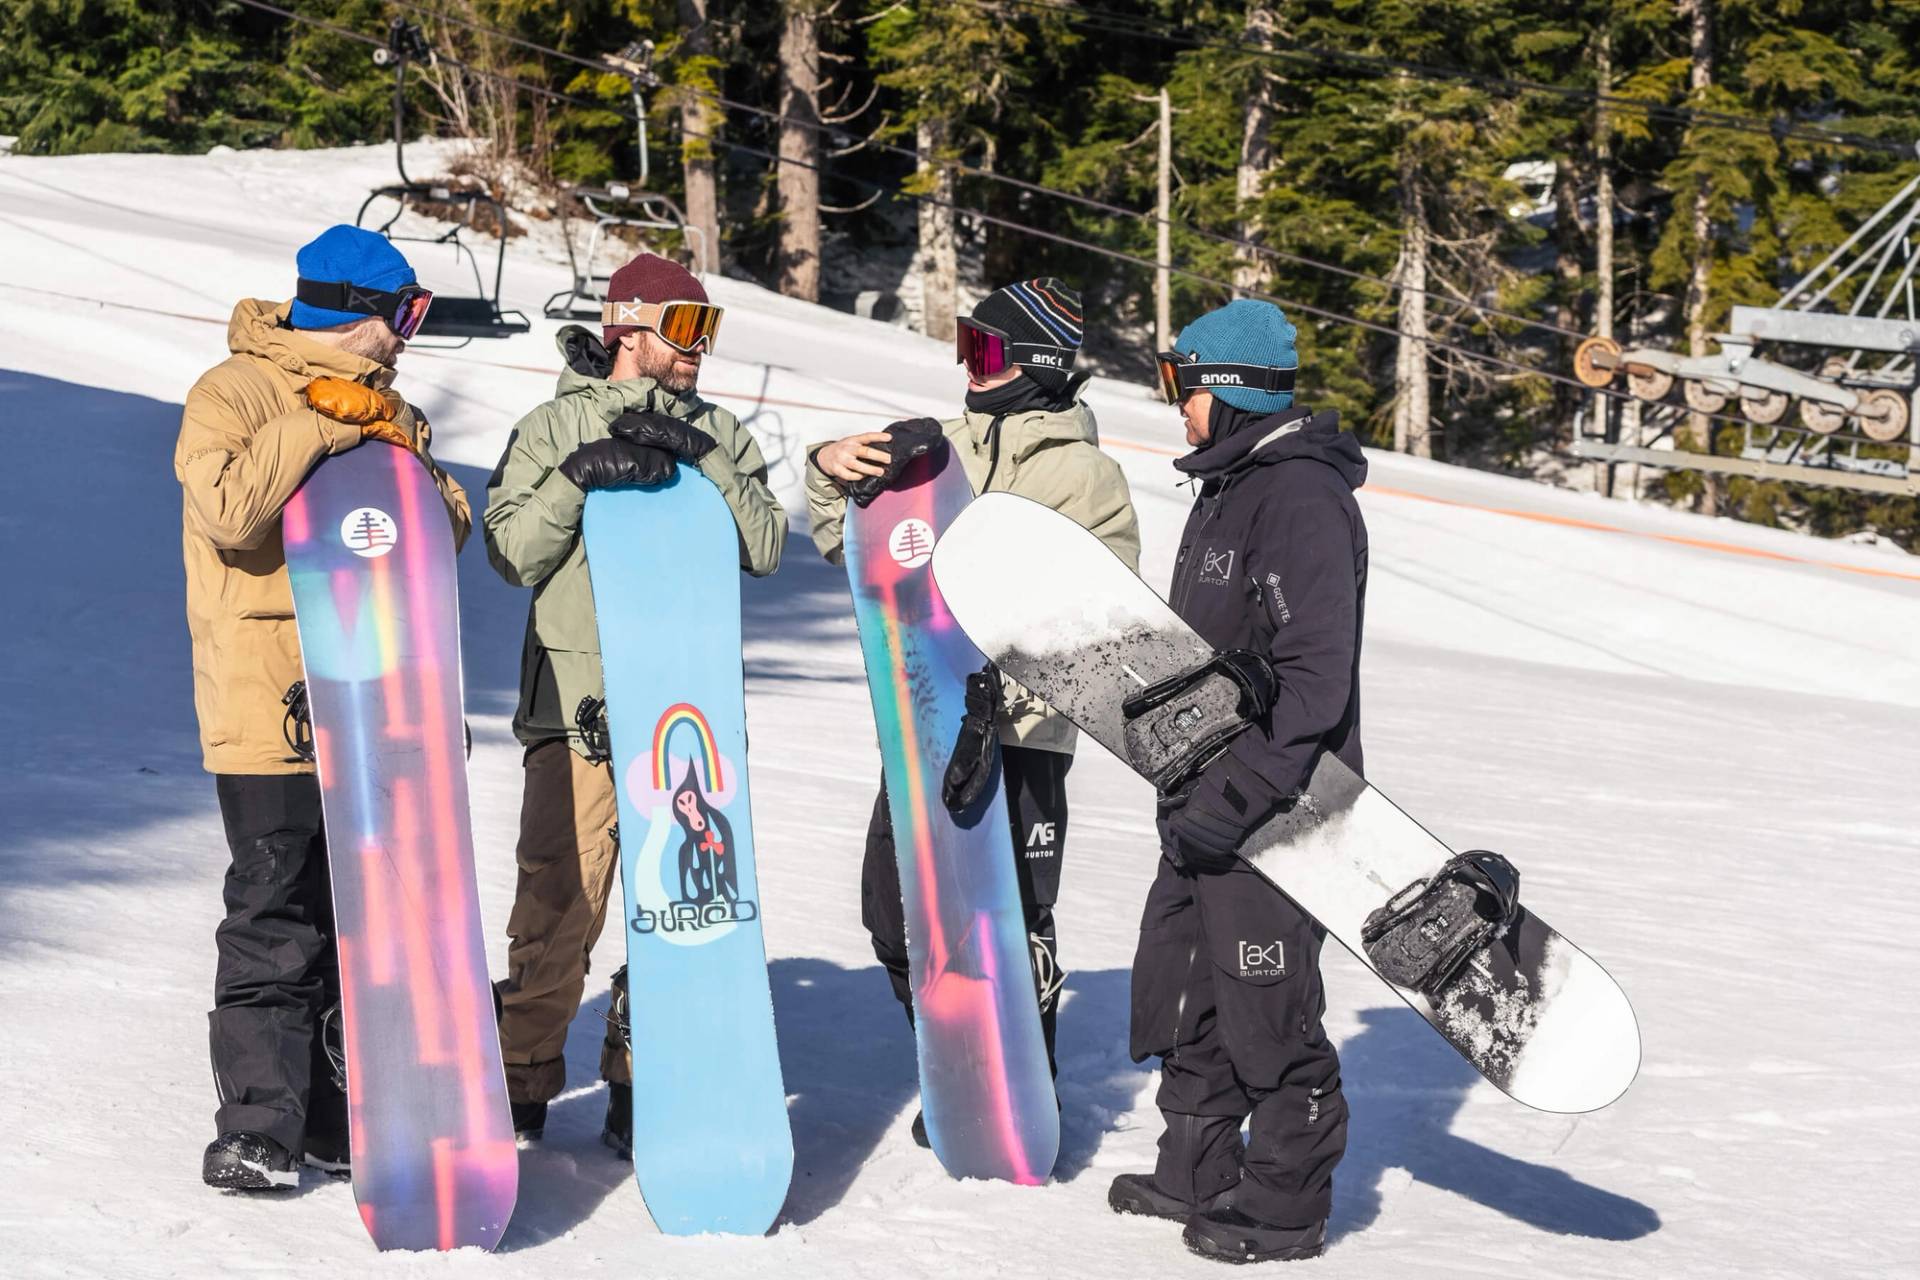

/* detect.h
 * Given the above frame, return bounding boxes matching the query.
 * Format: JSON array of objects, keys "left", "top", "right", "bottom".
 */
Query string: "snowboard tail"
[
  {"left": 585, "top": 470, "right": 793, "bottom": 1235},
  {"left": 284, "top": 442, "right": 517, "bottom": 1251},
  {"left": 931, "top": 492, "right": 1639, "bottom": 1114},
  {"left": 844, "top": 448, "right": 1058, "bottom": 1184}
]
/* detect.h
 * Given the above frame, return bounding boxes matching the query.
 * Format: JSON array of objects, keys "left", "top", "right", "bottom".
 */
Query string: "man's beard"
[
  {"left": 637, "top": 344, "right": 698, "bottom": 393},
  {"left": 336, "top": 318, "right": 404, "bottom": 368}
]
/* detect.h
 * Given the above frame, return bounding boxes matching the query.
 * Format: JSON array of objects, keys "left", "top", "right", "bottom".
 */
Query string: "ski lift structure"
[
  {"left": 1571, "top": 150, "right": 1920, "bottom": 498},
  {"left": 355, "top": 19, "right": 530, "bottom": 346},
  {"left": 543, "top": 42, "right": 706, "bottom": 320}
]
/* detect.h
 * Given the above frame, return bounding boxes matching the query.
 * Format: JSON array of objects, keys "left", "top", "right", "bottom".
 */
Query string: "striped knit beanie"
[
  {"left": 970, "top": 278, "right": 1083, "bottom": 393},
  {"left": 1173, "top": 298, "right": 1298, "bottom": 414}
]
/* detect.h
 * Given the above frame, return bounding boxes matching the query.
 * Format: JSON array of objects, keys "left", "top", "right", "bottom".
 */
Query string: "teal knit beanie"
[{"left": 1172, "top": 298, "right": 1298, "bottom": 413}]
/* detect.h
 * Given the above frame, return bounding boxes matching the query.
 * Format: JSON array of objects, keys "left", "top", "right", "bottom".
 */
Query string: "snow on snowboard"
[
  {"left": 932, "top": 493, "right": 1640, "bottom": 1114},
  {"left": 283, "top": 442, "right": 518, "bottom": 1251},
  {"left": 844, "top": 448, "right": 1059, "bottom": 1185},
  {"left": 584, "top": 470, "right": 793, "bottom": 1235}
]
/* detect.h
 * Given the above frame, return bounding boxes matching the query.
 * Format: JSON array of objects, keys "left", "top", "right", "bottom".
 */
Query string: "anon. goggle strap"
[
  {"left": 1007, "top": 341, "right": 1075, "bottom": 371},
  {"left": 1161, "top": 354, "right": 1297, "bottom": 402}
]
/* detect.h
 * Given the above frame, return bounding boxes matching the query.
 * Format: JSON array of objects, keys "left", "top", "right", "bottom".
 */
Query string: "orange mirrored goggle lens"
[
  {"left": 1155, "top": 353, "right": 1184, "bottom": 404},
  {"left": 654, "top": 301, "right": 724, "bottom": 353}
]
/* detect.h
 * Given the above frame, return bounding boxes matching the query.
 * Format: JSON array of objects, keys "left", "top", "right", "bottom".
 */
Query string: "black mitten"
[
  {"left": 609, "top": 410, "right": 717, "bottom": 462},
  {"left": 846, "top": 418, "right": 947, "bottom": 507},
  {"left": 940, "top": 664, "right": 1001, "bottom": 815}
]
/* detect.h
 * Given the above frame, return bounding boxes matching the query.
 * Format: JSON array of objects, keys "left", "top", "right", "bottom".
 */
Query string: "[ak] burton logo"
[
  {"left": 340, "top": 508, "right": 398, "bottom": 558},
  {"left": 1200, "top": 547, "right": 1234, "bottom": 585},
  {"left": 888, "top": 518, "right": 936, "bottom": 568},
  {"left": 1238, "top": 939, "right": 1287, "bottom": 978}
]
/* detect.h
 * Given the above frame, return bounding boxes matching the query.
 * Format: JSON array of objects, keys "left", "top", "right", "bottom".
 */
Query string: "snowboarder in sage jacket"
[
  {"left": 482, "top": 253, "right": 783, "bottom": 1156},
  {"left": 808, "top": 279, "right": 1140, "bottom": 1146},
  {"left": 1108, "top": 299, "right": 1365, "bottom": 1265},
  {"left": 176, "top": 225, "right": 471, "bottom": 1191}
]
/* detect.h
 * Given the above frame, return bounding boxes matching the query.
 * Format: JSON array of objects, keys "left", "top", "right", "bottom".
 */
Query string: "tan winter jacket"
[
  {"left": 808, "top": 400, "right": 1140, "bottom": 752},
  {"left": 175, "top": 298, "right": 472, "bottom": 775},
  {"left": 484, "top": 326, "right": 785, "bottom": 757}
]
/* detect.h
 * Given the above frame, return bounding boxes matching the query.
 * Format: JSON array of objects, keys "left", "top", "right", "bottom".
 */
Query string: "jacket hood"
[
  {"left": 1175, "top": 405, "right": 1367, "bottom": 492},
  {"left": 228, "top": 298, "right": 394, "bottom": 388},
  {"left": 958, "top": 399, "right": 1099, "bottom": 464},
  {"left": 552, "top": 323, "right": 708, "bottom": 418}
]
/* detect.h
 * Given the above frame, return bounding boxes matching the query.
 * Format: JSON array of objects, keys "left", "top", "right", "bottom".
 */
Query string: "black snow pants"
[
  {"left": 1130, "top": 855, "right": 1347, "bottom": 1226},
  {"left": 860, "top": 744, "right": 1070, "bottom": 1074},
  {"left": 208, "top": 774, "right": 346, "bottom": 1158}
]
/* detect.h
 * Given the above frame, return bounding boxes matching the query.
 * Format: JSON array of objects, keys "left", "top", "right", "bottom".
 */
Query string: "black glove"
[
  {"left": 847, "top": 417, "right": 947, "bottom": 508},
  {"left": 558, "top": 437, "right": 676, "bottom": 491},
  {"left": 1156, "top": 755, "right": 1271, "bottom": 872},
  {"left": 609, "top": 410, "right": 717, "bottom": 462},
  {"left": 940, "top": 664, "right": 1001, "bottom": 816}
]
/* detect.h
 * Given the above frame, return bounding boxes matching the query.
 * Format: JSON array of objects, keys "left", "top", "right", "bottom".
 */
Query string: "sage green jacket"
[
  {"left": 484, "top": 327, "right": 784, "bottom": 755},
  {"left": 808, "top": 400, "right": 1139, "bottom": 752}
]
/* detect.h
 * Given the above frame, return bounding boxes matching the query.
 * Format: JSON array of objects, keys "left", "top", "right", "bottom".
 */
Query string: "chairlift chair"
[
  {"left": 355, "top": 19, "right": 531, "bottom": 345},
  {"left": 543, "top": 41, "right": 708, "bottom": 320}
]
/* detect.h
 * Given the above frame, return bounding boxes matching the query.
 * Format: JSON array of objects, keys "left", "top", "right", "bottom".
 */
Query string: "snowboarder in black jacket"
[{"left": 1109, "top": 298, "right": 1366, "bottom": 1265}]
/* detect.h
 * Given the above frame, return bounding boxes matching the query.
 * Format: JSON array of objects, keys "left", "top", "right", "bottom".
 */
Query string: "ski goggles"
[
  {"left": 600, "top": 298, "right": 725, "bottom": 354},
  {"left": 1155, "top": 349, "right": 1297, "bottom": 404},
  {"left": 295, "top": 278, "right": 435, "bottom": 340},
  {"left": 956, "top": 316, "right": 1074, "bottom": 380}
]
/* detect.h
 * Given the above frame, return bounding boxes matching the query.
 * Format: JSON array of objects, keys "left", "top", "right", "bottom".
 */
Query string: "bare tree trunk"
[
  {"left": 677, "top": 0, "right": 722, "bottom": 275},
  {"left": 1682, "top": 0, "right": 1719, "bottom": 511},
  {"left": 1393, "top": 158, "right": 1432, "bottom": 458},
  {"left": 1595, "top": 26, "right": 1617, "bottom": 496},
  {"left": 1233, "top": 5, "right": 1279, "bottom": 292},
  {"left": 1155, "top": 86, "right": 1172, "bottom": 351},
  {"left": 776, "top": 2, "right": 821, "bottom": 302},
  {"left": 917, "top": 118, "right": 957, "bottom": 342}
]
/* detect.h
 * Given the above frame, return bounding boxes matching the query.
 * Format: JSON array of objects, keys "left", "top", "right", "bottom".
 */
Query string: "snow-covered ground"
[{"left": 3, "top": 145, "right": 1917, "bottom": 1278}]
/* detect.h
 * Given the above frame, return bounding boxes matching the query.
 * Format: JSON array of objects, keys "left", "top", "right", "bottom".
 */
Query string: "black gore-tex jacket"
[{"left": 1167, "top": 406, "right": 1370, "bottom": 840}]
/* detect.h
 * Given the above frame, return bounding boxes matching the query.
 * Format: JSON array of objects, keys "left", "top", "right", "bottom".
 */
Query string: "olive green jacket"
[
  {"left": 808, "top": 400, "right": 1139, "bottom": 752},
  {"left": 484, "top": 327, "right": 784, "bottom": 755}
]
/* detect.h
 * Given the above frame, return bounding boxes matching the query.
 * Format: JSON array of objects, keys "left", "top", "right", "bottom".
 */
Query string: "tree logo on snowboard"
[
  {"left": 888, "top": 518, "right": 936, "bottom": 569},
  {"left": 625, "top": 703, "right": 757, "bottom": 946},
  {"left": 339, "top": 507, "right": 399, "bottom": 558}
]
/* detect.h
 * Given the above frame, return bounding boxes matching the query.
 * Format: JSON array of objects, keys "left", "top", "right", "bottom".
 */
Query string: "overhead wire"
[{"left": 229, "top": 0, "right": 1900, "bottom": 446}]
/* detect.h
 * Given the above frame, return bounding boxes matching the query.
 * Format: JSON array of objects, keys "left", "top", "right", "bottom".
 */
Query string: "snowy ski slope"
[{"left": 2, "top": 145, "right": 1917, "bottom": 1278}]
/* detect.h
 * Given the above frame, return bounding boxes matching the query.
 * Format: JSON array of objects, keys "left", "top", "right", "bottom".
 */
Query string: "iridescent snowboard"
[
  {"left": 844, "top": 447, "right": 1058, "bottom": 1184},
  {"left": 584, "top": 469, "right": 792, "bottom": 1235},
  {"left": 284, "top": 441, "right": 517, "bottom": 1250}
]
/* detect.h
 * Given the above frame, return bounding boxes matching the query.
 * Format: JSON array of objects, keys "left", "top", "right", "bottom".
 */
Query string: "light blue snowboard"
[{"left": 583, "top": 470, "right": 792, "bottom": 1235}]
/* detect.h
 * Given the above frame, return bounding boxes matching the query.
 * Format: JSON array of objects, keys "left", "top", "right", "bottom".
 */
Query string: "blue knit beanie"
[
  {"left": 289, "top": 225, "right": 417, "bottom": 330},
  {"left": 1172, "top": 298, "right": 1298, "bottom": 413}
]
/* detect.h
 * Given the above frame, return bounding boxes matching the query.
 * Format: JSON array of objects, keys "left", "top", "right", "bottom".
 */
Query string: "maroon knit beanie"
[{"left": 603, "top": 254, "right": 709, "bottom": 347}]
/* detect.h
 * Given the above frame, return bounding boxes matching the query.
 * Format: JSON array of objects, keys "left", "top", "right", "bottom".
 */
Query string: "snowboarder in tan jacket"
[
  {"left": 808, "top": 279, "right": 1139, "bottom": 1146},
  {"left": 176, "top": 224, "right": 469, "bottom": 1190}
]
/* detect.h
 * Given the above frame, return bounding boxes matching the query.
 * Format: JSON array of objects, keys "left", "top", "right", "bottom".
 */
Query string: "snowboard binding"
[
  {"left": 1361, "top": 851, "right": 1521, "bottom": 998},
  {"left": 575, "top": 696, "right": 612, "bottom": 765},
  {"left": 845, "top": 418, "right": 947, "bottom": 508},
  {"left": 282, "top": 680, "right": 315, "bottom": 764},
  {"left": 1121, "top": 650, "right": 1276, "bottom": 792}
]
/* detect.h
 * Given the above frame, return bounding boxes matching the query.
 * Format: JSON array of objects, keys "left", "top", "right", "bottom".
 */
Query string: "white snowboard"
[{"left": 932, "top": 492, "right": 1639, "bottom": 1113}]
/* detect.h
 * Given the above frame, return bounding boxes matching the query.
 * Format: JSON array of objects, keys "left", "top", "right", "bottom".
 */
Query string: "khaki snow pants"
[{"left": 497, "top": 738, "right": 628, "bottom": 1103}]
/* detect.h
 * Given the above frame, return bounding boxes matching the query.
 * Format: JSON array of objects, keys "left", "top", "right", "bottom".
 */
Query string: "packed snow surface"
[{"left": 3, "top": 145, "right": 1918, "bottom": 1278}]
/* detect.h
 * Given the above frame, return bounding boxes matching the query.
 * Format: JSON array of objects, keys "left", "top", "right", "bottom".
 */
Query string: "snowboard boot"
[
  {"left": 203, "top": 1132, "right": 298, "bottom": 1191},
  {"left": 1183, "top": 1208, "right": 1326, "bottom": 1265},
  {"left": 1107, "top": 1173, "right": 1229, "bottom": 1221},
  {"left": 910, "top": 1111, "right": 930, "bottom": 1149},
  {"left": 511, "top": 1099, "right": 548, "bottom": 1143},
  {"left": 602, "top": 1082, "right": 633, "bottom": 1159},
  {"left": 301, "top": 1130, "right": 351, "bottom": 1177}
]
